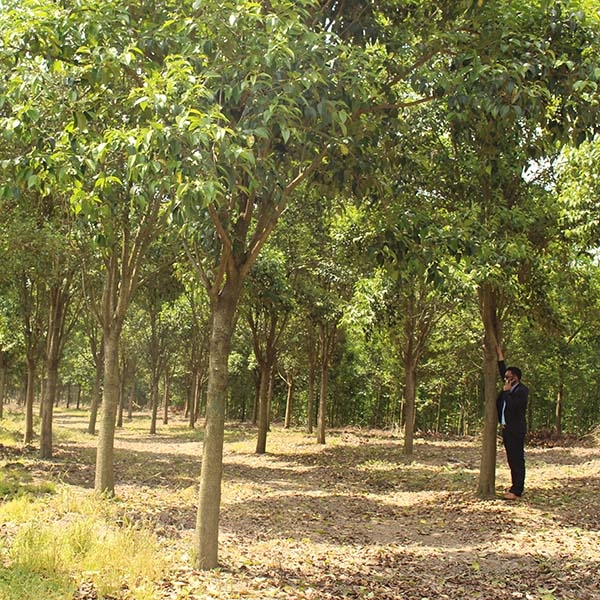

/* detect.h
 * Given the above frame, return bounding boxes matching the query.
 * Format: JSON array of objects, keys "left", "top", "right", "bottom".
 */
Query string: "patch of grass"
[
  {"left": 0, "top": 489, "right": 168, "bottom": 600},
  {"left": 0, "top": 565, "right": 73, "bottom": 600},
  {"left": 0, "top": 464, "right": 55, "bottom": 500},
  {"left": 0, "top": 411, "right": 24, "bottom": 446}
]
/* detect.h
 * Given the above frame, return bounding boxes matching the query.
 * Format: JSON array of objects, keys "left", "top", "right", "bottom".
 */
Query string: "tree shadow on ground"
[
  {"left": 525, "top": 475, "right": 600, "bottom": 532},
  {"left": 221, "top": 544, "right": 600, "bottom": 600}
]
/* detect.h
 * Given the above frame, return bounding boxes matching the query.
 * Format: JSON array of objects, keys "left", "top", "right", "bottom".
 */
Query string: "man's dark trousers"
[{"left": 502, "top": 427, "right": 525, "bottom": 496}]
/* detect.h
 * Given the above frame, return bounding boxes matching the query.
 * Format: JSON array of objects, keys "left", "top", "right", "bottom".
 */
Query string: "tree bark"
[
  {"left": 255, "top": 360, "right": 272, "bottom": 454},
  {"left": 402, "top": 360, "right": 417, "bottom": 456},
  {"left": 555, "top": 381, "right": 563, "bottom": 437},
  {"left": 195, "top": 281, "right": 240, "bottom": 569},
  {"left": 316, "top": 321, "right": 335, "bottom": 445},
  {"left": 87, "top": 348, "right": 104, "bottom": 435},
  {"left": 24, "top": 357, "right": 36, "bottom": 444},
  {"left": 0, "top": 350, "right": 7, "bottom": 420},
  {"left": 163, "top": 369, "right": 170, "bottom": 425},
  {"left": 149, "top": 377, "right": 159, "bottom": 434},
  {"left": 477, "top": 283, "right": 501, "bottom": 498},
  {"left": 283, "top": 373, "right": 294, "bottom": 429},
  {"left": 95, "top": 329, "right": 121, "bottom": 495},
  {"left": 306, "top": 326, "right": 317, "bottom": 434},
  {"left": 40, "top": 364, "right": 58, "bottom": 458}
]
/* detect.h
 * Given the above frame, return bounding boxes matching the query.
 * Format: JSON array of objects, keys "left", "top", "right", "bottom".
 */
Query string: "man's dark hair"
[{"left": 507, "top": 366, "right": 522, "bottom": 380}]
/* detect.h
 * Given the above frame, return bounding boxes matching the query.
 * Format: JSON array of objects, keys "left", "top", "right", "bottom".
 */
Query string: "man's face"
[{"left": 505, "top": 370, "right": 517, "bottom": 386}]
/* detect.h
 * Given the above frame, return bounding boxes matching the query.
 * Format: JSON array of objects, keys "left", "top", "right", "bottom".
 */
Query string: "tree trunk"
[
  {"left": 189, "top": 368, "right": 200, "bottom": 429},
  {"left": 477, "top": 283, "right": 500, "bottom": 498},
  {"left": 95, "top": 330, "right": 121, "bottom": 495},
  {"left": 435, "top": 384, "right": 444, "bottom": 434},
  {"left": 150, "top": 377, "right": 159, "bottom": 434},
  {"left": 316, "top": 320, "right": 337, "bottom": 445},
  {"left": 116, "top": 366, "right": 125, "bottom": 428},
  {"left": 555, "top": 381, "right": 563, "bottom": 437},
  {"left": 283, "top": 374, "right": 293, "bottom": 429},
  {"left": 128, "top": 377, "right": 135, "bottom": 420},
  {"left": 163, "top": 370, "right": 170, "bottom": 425},
  {"left": 87, "top": 358, "right": 103, "bottom": 435},
  {"left": 0, "top": 350, "right": 7, "bottom": 419},
  {"left": 195, "top": 282, "right": 240, "bottom": 569},
  {"left": 256, "top": 359, "right": 273, "bottom": 454},
  {"left": 403, "top": 361, "right": 417, "bottom": 456},
  {"left": 40, "top": 363, "right": 58, "bottom": 458},
  {"left": 24, "top": 357, "right": 36, "bottom": 444},
  {"left": 306, "top": 329, "right": 317, "bottom": 434},
  {"left": 316, "top": 356, "right": 328, "bottom": 445}
]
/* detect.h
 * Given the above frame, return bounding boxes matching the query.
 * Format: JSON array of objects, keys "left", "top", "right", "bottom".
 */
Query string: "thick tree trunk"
[
  {"left": 477, "top": 284, "right": 500, "bottom": 498},
  {"left": 195, "top": 283, "right": 240, "bottom": 570},
  {"left": 95, "top": 330, "right": 120, "bottom": 495}
]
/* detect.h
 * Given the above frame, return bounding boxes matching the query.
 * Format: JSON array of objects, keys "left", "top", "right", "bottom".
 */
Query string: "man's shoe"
[{"left": 503, "top": 491, "right": 519, "bottom": 500}]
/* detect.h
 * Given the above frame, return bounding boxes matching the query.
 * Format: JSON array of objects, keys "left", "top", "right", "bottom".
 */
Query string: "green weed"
[{"left": 1, "top": 489, "right": 167, "bottom": 600}]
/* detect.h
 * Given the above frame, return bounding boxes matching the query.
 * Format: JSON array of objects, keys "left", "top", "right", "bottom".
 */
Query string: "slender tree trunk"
[
  {"left": 116, "top": 365, "right": 125, "bottom": 428},
  {"left": 87, "top": 358, "right": 103, "bottom": 435},
  {"left": 196, "top": 282, "right": 240, "bottom": 569},
  {"left": 128, "top": 376, "right": 135, "bottom": 421},
  {"left": 252, "top": 370, "right": 260, "bottom": 424},
  {"left": 95, "top": 330, "right": 121, "bottom": 495},
  {"left": 435, "top": 384, "right": 444, "bottom": 434},
  {"left": 555, "top": 381, "right": 563, "bottom": 437},
  {"left": 283, "top": 374, "right": 293, "bottom": 429},
  {"left": 24, "top": 357, "right": 36, "bottom": 444},
  {"left": 316, "top": 322, "right": 336, "bottom": 445},
  {"left": 40, "top": 363, "right": 58, "bottom": 458},
  {"left": 477, "top": 283, "right": 500, "bottom": 498},
  {"left": 306, "top": 330, "right": 317, "bottom": 434},
  {"left": 163, "top": 370, "right": 170, "bottom": 425},
  {"left": 189, "top": 369, "right": 200, "bottom": 429},
  {"left": 403, "top": 361, "right": 417, "bottom": 456},
  {"left": 256, "top": 359, "right": 272, "bottom": 454},
  {"left": 150, "top": 377, "right": 159, "bottom": 434},
  {"left": 0, "top": 350, "right": 7, "bottom": 419},
  {"left": 316, "top": 358, "right": 328, "bottom": 445}
]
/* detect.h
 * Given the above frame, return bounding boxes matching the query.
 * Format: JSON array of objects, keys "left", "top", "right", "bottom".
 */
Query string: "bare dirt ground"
[{"left": 18, "top": 414, "right": 600, "bottom": 599}]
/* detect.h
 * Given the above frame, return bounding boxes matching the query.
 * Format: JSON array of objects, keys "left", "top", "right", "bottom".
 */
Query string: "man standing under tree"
[{"left": 496, "top": 347, "right": 529, "bottom": 500}]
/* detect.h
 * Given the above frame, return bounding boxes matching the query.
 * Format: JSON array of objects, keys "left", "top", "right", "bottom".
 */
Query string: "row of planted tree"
[
  {"left": 3, "top": 194, "right": 600, "bottom": 441},
  {"left": 1, "top": 0, "right": 600, "bottom": 569}
]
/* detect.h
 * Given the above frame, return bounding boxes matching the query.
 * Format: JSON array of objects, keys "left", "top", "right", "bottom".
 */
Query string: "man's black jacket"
[{"left": 497, "top": 360, "right": 528, "bottom": 436}]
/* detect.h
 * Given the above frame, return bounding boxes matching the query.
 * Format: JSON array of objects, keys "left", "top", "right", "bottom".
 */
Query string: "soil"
[{"left": 9, "top": 413, "right": 600, "bottom": 599}]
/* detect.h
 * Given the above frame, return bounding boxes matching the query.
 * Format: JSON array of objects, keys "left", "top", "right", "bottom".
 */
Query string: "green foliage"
[{"left": 0, "top": 0, "right": 599, "bottom": 449}]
